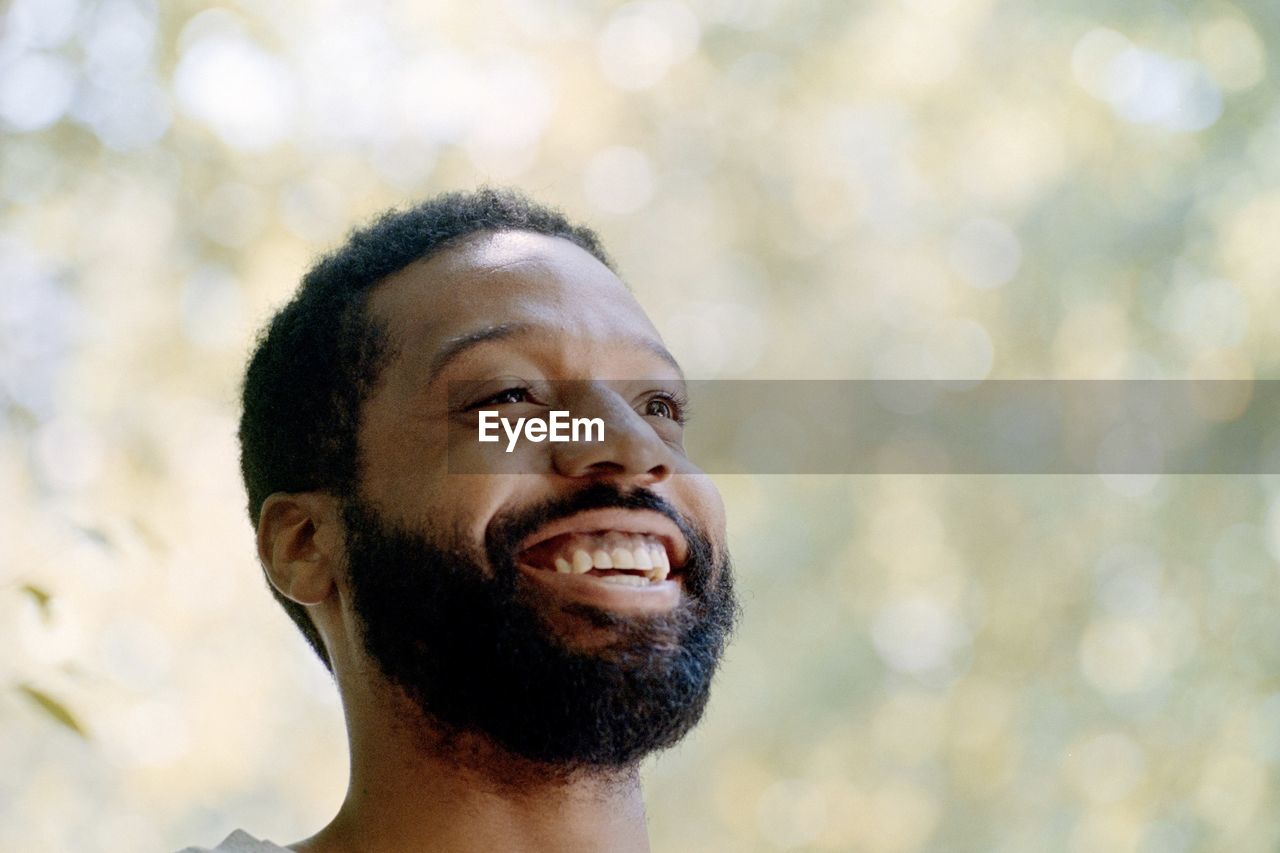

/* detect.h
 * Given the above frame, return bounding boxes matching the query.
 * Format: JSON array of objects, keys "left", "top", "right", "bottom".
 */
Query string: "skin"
[{"left": 255, "top": 231, "right": 728, "bottom": 853}]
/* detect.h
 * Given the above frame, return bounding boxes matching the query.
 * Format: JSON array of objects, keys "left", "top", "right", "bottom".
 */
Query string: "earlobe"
[{"left": 257, "top": 492, "right": 341, "bottom": 606}]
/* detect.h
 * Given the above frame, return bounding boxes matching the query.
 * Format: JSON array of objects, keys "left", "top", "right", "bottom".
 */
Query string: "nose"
[{"left": 552, "top": 384, "right": 675, "bottom": 486}]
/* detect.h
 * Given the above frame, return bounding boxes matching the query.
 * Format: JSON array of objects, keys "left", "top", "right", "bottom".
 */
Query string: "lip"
[{"left": 515, "top": 507, "right": 690, "bottom": 570}]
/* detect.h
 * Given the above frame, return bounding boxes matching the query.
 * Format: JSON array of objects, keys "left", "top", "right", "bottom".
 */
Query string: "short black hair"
[{"left": 238, "top": 187, "right": 613, "bottom": 669}]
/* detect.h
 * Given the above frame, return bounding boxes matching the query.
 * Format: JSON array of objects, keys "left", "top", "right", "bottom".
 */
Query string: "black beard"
[{"left": 340, "top": 482, "right": 738, "bottom": 775}]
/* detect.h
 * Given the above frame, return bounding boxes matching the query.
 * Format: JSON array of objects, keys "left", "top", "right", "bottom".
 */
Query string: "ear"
[{"left": 257, "top": 492, "right": 343, "bottom": 606}]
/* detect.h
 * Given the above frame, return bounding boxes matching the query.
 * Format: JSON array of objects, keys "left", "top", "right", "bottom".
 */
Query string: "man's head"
[
  {"left": 238, "top": 188, "right": 737, "bottom": 774},
  {"left": 239, "top": 188, "right": 615, "bottom": 662}
]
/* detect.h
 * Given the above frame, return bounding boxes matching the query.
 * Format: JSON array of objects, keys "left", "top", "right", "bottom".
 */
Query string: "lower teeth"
[{"left": 596, "top": 574, "right": 652, "bottom": 587}]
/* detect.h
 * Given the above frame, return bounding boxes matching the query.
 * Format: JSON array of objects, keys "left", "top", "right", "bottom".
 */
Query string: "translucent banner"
[{"left": 446, "top": 380, "right": 1280, "bottom": 474}]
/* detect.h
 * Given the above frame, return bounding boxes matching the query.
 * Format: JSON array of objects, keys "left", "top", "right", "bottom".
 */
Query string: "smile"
[
  {"left": 520, "top": 531, "right": 673, "bottom": 585},
  {"left": 514, "top": 508, "right": 689, "bottom": 601}
]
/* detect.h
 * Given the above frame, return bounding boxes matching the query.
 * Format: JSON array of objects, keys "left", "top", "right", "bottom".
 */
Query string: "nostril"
[{"left": 645, "top": 463, "right": 671, "bottom": 483}]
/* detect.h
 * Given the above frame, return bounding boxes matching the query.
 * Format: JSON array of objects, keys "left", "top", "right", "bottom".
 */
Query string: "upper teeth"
[{"left": 537, "top": 533, "right": 671, "bottom": 582}]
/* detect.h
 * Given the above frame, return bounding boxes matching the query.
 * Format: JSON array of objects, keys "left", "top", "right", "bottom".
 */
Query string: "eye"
[
  {"left": 473, "top": 386, "right": 535, "bottom": 408},
  {"left": 644, "top": 398, "right": 674, "bottom": 418},
  {"left": 642, "top": 392, "right": 687, "bottom": 423}
]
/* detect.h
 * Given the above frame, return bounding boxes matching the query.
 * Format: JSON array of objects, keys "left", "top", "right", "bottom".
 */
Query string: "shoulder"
[{"left": 175, "top": 829, "right": 293, "bottom": 852}]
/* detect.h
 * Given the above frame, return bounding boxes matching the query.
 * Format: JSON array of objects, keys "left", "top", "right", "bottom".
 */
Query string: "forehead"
[{"left": 365, "top": 230, "right": 664, "bottom": 373}]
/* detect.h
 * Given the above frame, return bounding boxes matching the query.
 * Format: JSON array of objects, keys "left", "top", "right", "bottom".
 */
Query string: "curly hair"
[{"left": 238, "top": 187, "right": 613, "bottom": 669}]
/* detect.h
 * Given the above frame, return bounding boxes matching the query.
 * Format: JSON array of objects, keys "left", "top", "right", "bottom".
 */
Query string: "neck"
[{"left": 293, "top": 679, "right": 651, "bottom": 853}]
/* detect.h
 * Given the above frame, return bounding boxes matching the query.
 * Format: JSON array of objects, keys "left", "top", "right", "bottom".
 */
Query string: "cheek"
[
  {"left": 446, "top": 418, "right": 557, "bottom": 476},
  {"left": 437, "top": 432, "right": 558, "bottom": 545},
  {"left": 360, "top": 402, "right": 536, "bottom": 528},
  {"left": 359, "top": 423, "right": 556, "bottom": 560},
  {"left": 442, "top": 474, "right": 538, "bottom": 547},
  {"left": 678, "top": 474, "right": 728, "bottom": 544},
  {"left": 357, "top": 396, "right": 451, "bottom": 511}
]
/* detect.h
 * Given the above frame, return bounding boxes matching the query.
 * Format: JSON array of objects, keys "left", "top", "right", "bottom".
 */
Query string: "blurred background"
[{"left": 3, "top": 0, "right": 1279, "bottom": 850}]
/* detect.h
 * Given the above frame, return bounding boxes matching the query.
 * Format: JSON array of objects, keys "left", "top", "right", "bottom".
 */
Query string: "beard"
[{"left": 340, "top": 481, "right": 738, "bottom": 775}]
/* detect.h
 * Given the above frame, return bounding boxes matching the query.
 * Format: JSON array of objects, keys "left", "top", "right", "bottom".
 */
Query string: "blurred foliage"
[
  {"left": 9, "top": 582, "right": 88, "bottom": 740},
  {"left": 17, "top": 682, "right": 88, "bottom": 739},
  {"left": 18, "top": 582, "right": 53, "bottom": 620},
  {"left": 3, "top": 0, "right": 1280, "bottom": 851}
]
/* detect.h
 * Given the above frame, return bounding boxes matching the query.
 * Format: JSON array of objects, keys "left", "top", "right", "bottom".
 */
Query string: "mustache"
[{"left": 484, "top": 482, "right": 715, "bottom": 591}]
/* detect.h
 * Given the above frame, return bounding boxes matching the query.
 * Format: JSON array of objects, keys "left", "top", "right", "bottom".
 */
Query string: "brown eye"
[
  {"left": 491, "top": 387, "right": 529, "bottom": 404},
  {"left": 644, "top": 397, "right": 675, "bottom": 419},
  {"left": 474, "top": 387, "right": 532, "bottom": 408}
]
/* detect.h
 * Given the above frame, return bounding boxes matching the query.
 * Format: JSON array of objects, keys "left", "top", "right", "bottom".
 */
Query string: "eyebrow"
[{"left": 426, "top": 322, "right": 685, "bottom": 384}]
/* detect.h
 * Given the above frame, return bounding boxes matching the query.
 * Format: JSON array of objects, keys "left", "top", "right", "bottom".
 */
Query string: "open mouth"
[{"left": 515, "top": 509, "right": 688, "bottom": 588}]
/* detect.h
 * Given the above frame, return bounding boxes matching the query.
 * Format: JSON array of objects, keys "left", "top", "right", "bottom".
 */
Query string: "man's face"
[{"left": 337, "top": 231, "right": 736, "bottom": 770}]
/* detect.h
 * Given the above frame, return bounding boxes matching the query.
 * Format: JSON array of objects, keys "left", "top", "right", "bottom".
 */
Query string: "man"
[{"left": 183, "top": 188, "right": 738, "bottom": 852}]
